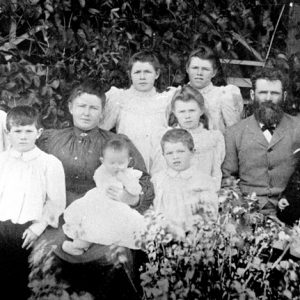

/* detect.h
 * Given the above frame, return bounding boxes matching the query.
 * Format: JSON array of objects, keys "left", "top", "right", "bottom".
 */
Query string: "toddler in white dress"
[
  {"left": 152, "top": 128, "right": 218, "bottom": 231},
  {"left": 62, "top": 136, "right": 145, "bottom": 255}
]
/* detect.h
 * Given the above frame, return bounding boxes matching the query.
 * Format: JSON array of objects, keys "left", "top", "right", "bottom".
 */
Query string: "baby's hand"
[
  {"left": 116, "top": 171, "right": 130, "bottom": 185},
  {"left": 106, "top": 186, "right": 124, "bottom": 202},
  {"left": 278, "top": 198, "right": 289, "bottom": 211},
  {"left": 22, "top": 228, "right": 38, "bottom": 250}
]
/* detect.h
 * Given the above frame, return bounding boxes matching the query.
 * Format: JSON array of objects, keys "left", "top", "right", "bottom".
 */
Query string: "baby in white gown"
[{"left": 62, "top": 137, "right": 145, "bottom": 255}]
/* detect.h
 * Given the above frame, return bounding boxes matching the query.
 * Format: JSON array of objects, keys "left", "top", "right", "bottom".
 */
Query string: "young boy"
[{"left": 0, "top": 106, "right": 66, "bottom": 298}]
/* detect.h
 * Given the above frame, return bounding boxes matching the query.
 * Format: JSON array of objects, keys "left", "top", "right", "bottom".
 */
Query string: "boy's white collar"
[
  {"left": 9, "top": 146, "right": 42, "bottom": 161},
  {"left": 166, "top": 165, "right": 196, "bottom": 179}
]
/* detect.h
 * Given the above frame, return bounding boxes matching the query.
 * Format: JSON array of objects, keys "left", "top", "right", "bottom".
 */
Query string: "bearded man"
[{"left": 222, "top": 68, "right": 300, "bottom": 215}]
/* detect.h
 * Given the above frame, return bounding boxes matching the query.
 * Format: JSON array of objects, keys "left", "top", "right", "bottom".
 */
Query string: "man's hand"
[
  {"left": 278, "top": 198, "right": 289, "bottom": 211},
  {"left": 22, "top": 228, "right": 38, "bottom": 250},
  {"left": 106, "top": 186, "right": 139, "bottom": 206}
]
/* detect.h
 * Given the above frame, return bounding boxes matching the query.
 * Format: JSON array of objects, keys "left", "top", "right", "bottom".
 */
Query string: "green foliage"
[{"left": 0, "top": 0, "right": 297, "bottom": 127}]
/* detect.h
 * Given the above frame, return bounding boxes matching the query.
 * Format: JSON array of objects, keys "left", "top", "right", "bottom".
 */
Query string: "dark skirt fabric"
[
  {"left": 0, "top": 220, "right": 32, "bottom": 299},
  {"left": 31, "top": 208, "right": 146, "bottom": 300},
  {"left": 31, "top": 224, "right": 145, "bottom": 300}
]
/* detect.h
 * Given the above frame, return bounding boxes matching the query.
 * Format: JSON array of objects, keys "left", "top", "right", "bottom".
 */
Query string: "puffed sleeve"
[
  {"left": 221, "top": 126, "right": 239, "bottom": 183},
  {"left": 211, "top": 130, "right": 225, "bottom": 190},
  {"left": 99, "top": 86, "right": 122, "bottom": 131},
  {"left": 220, "top": 85, "right": 244, "bottom": 127},
  {"left": 119, "top": 134, "right": 155, "bottom": 214},
  {"left": 122, "top": 169, "right": 143, "bottom": 196},
  {"left": 29, "top": 155, "right": 66, "bottom": 236},
  {"left": 0, "top": 110, "right": 8, "bottom": 151}
]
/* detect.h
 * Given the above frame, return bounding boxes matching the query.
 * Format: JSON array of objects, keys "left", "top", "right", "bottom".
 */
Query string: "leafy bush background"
[{"left": 0, "top": 0, "right": 299, "bottom": 128}]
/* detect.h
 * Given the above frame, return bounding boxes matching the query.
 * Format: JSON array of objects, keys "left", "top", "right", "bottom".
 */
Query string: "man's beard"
[{"left": 253, "top": 99, "right": 284, "bottom": 127}]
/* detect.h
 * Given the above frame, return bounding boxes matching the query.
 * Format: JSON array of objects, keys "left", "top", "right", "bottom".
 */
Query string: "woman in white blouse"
[
  {"left": 100, "top": 51, "right": 176, "bottom": 171},
  {"left": 186, "top": 45, "right": 244, "bottom": 133}
]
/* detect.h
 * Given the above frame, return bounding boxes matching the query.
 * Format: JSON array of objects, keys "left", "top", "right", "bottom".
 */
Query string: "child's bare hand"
[
  {"left": 278, "top": 198, "right": 289, "bottom": 211},
  {"left": 116, "top": 170, "right": 128, "bottom": 182},
  {"left": 22, "top": 228, "right": 38, "bottom": 250},
  {"left": 106, "top": 186, "right": 124, "bottom": 201}
]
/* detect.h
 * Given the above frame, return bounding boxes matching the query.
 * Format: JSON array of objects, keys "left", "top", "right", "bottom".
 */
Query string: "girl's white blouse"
[
  {"left": 0, "top": 147, "right": 66, "bottom": 236},
  {"left": 197, "top": 83, "right": 244, "bottom": 133},
  {"left": 100, "top": 86, "right": 177, "bottom": 171}
]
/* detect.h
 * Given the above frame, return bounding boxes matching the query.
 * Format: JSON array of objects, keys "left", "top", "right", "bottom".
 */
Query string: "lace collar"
[
  {"left": 166, "top": 166, "right": 196, "bottom": 179},
  {"left": 9, "top": 146, "right": 42, "bottom": 161}
]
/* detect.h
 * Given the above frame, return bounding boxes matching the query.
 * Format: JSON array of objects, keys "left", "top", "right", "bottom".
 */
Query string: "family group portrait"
[{"left": 1, "top": 0, "right": 300, "bottom": 299}]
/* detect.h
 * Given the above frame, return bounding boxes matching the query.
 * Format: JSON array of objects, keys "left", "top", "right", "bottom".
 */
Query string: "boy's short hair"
[
  {"left": 128, "top": 50, "right": 161, "bottom": 73},
  {"left": 6, "top": 105, "right": 42, "bottom": 131},
  {"left": 251, "top": 68, "right": 287, "bottom": 91},
  {"left": 102, "top": 135, "right": 133, "bottom": 157},
  {"left": 161, "top": 128, "right": 194, "bottom": 153}
]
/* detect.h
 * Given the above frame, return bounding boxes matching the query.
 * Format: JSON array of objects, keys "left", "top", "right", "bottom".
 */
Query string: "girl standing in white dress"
[
  {"left": 62, "top": 136, "right": 145, "bottom": 255},
  {"left": 100, "top": 51, "right": 177, "bottom": 171},
  {"left": 186, "top": 45, "right": 244, "bottom": 133},
  {"left": 152, "top": 128, "right": 218, "bottom": 231},
  {"left": 151, "top": 85, "right": 225, "bottom": 190}
]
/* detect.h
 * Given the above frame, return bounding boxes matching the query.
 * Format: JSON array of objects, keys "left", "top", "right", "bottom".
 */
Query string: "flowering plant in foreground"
[
  {"left": 139, "top": 180, "right": 300, "bottom": 300},
  {"left": 28, "top": 179, "right": 300, "bottom": 299}
]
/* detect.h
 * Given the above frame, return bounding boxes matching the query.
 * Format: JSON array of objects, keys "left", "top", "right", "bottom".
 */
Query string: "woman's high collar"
[
  {"left": 73, "top": 126, "right": 99, "bottom": 138},
  {"left": 129, "top": 85, "right": 157, "bottom": 98}
]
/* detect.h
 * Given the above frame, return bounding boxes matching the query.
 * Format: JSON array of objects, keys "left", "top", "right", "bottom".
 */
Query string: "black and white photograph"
[{"left": 0, "top": 0, "right": 300, "bottom": 299}]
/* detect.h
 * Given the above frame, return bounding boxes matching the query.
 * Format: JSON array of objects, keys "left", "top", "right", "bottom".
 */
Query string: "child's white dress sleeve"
[
  {"left": 29, "top": 155, "right": 66, "bottom": 236},
  {"left": 120, "top": 168, "right": 143, "bottom": 195},
  {"left": 99, "top": 86, "right": 122, "bottom": 130},
  {"left": 149, "top": 127, "right": 168, "bottom": 175}
]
